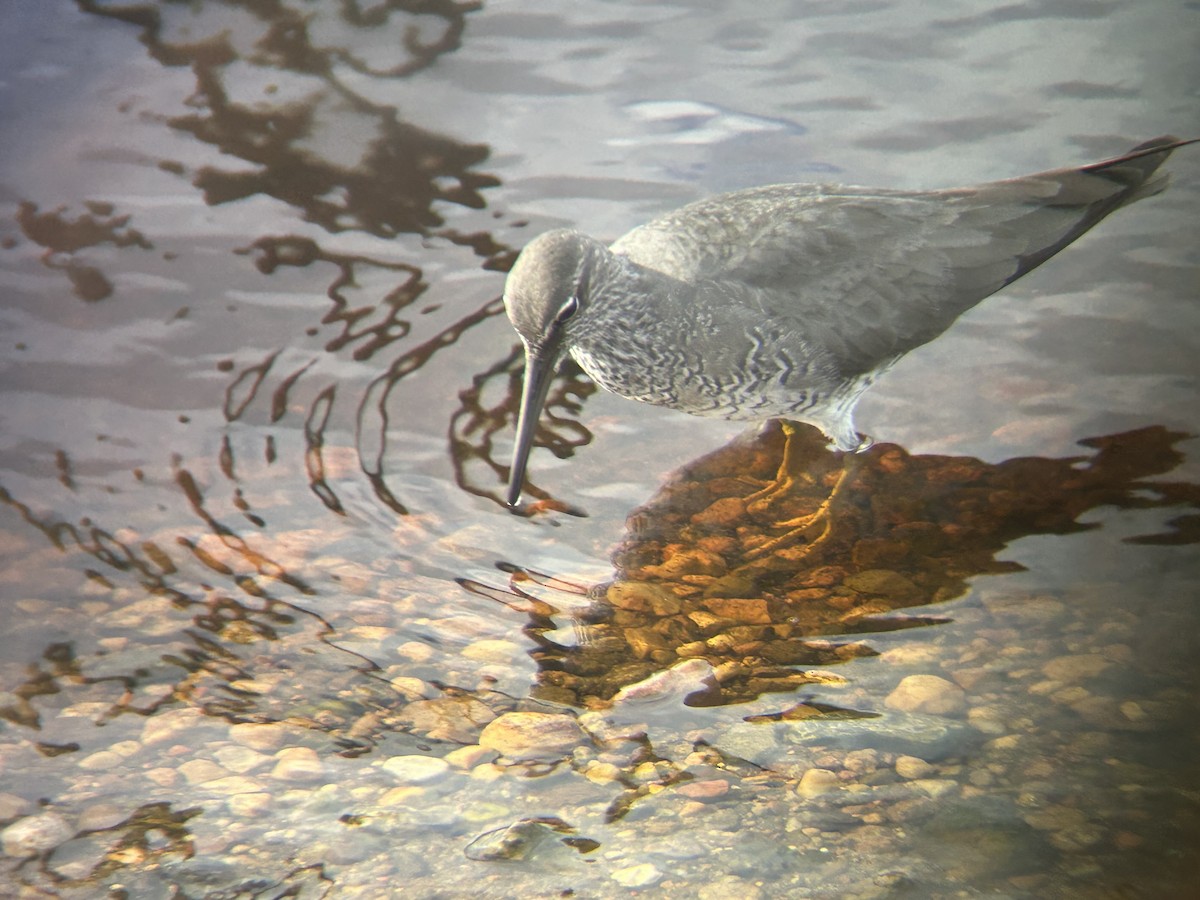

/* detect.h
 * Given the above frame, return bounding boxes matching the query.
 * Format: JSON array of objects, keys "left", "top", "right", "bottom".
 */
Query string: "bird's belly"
[
  {"left": 572, "top": 344, "right": 829, "bottom": 418},
  {"left": 570, "top": 342, "right": 874, "bottom": 452}
]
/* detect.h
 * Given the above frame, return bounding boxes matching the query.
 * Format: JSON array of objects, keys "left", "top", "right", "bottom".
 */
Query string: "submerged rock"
[
  {"left": 2, "top": 812, "right": 74, "bottom": 858},
  {"left": 478, "top": 712, "right": 587, "bottom": 761}
]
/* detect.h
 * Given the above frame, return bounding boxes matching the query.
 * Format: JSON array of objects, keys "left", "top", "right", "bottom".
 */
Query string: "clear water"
[{"left": 1, "top": 1, "right": 1198, "bottom": 897}]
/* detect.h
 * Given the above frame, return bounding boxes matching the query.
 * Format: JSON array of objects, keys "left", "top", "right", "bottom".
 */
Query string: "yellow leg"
[
  {"left": 744, "top": 421, "right": 813, "bottom": 513},
  {"left": 743, "top": 464, "right": 853, "bottom": 562}
]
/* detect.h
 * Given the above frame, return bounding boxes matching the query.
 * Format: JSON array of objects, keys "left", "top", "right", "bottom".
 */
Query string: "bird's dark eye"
[{"left": 554, "top": 295, "right": 579, "bottom": 324}]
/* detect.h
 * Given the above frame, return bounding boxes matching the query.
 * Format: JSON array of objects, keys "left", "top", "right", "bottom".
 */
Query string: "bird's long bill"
[{"left": 506, "top": 344, "right": 557, "bottom": 506}]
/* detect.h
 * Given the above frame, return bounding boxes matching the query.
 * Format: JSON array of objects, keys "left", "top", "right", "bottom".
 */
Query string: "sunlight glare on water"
[{"left": 0, "top": 1, "right": 1198, "bottom": 897}]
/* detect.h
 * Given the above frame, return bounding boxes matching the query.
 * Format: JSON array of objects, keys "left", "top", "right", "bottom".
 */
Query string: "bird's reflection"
[{"left": 509, "top": 422, "right": 1197, "bottom": 710}]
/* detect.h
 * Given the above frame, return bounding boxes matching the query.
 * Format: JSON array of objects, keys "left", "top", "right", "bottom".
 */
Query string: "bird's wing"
[{"left": 612, "top": 137, "right": 1188, "bottom": 377}]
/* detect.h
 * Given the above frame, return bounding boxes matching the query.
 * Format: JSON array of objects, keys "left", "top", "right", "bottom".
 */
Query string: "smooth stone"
[
  {"left": 178, "top": 759, "right": 229, "bottom": 785},
  {"left": 269, "top": 747, "right": 325, "bottom": 783},
  {"left": 77, "top": 750, "right": 124, "bottom": 771},
  {"left": 75, "top": 802, "right": 127, "bottom": 832},
  {"left": 0, "top": 794, "right": 31, "bottom": 821},
  {"left": 1041, "top": 654, "right": 1111, "bottom": 682},
  {"left": 227, "top": 722, "right": 289, "bottom": 752},
  {"left": 141, "top": 708, "right": 206, "bottom": 746},
  {"left": 381, "top": 755, "right": 451, "bottom": 784},
  {"left": 885, "top": 674, "right": 967, "bottom": 716},
  {"left": 913, "top": 778, "right": 960, "bottom": 799},
  {"left": 611, "top": 863, "right": 663, "bottom": 888},
  {"left": 461, "top": 639, "right": 522, "bottom": 664},
  {"left": 464, "top": 819, "right": 555, "bottom": 862},
  {"left": 397, "top": 696, "right": 497, "bottom": 744},
  {"left": 478, "top": 712, "right": 587, "bottom": 761},
  {"left": 204, "top": 776, "right": 264, "bottom": 796},
  {"left": 214, "top": 745, "right": 270, "bottom": 774},
  {"left": 894, "top": 755, "right": 936, "bottom": 779},
  {"left": 2, "top": 812, "right": 74, "bottom": 857},
  {"left": 606, "top": 581, "right": 683, "bottom": 615},
  {"left": 797, "top": 768, "right": 842, "bottom": 796},
  {"left": 443, "top": 745, "right": 497, "bottom": 770},
  {"left": 789, "top": 712, "right": 973, "bottom": 760},
  {"left": 227, "top": 793, "right": 272, "bottom": 817},
  {"left": 677, "top": 778, "right": 731, "bottom": 801}
]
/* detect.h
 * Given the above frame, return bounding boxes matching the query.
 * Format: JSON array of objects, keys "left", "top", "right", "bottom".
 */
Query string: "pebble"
[
  {"left": 1041, "top": 654, "right": 1111, "bottom": 682},
  {"left": 2, "top": 812, "right": 74, "bottom": 857},
  {"left": 77, "top": 750, "right": 125, "bottom": 771},
  {"left": 461, "top": 638, "right": 522, "bottom": 663},
  {"left": 227, "top": 793, "right": 272, "bottom": 817},
  {"left": 178, "top": 759, "right": 230, "bottom": 785},
  {"left": 76, "top": 802, "right": 127, "bottom": 832},
  {"left": 228, "top": 723, "right": 289, "bottom": 752},
  {"left": 205, "top": 776, "right": 265, "bottom": 796},
  {"left": 611, "top": 862, "right": 663, "bottom": 888},
  {"left": 443, "top": 745, "right": 496, "bottom": 770},
  {"left": 0, "top": 794, "right": 31, "bottom": 821},
  {"left": 479, "top": 712, "right": 588, "bottom": 761},
  {"left": 797, "top": 768, "right": 842, "bottom": 796},
  {"left": 269, "top": 747, "right": 325, "bottom": 783},
  {"left": 678, "top": 779, "right": 730, "bottom": 801},
  {"left": 140, "top": 708, "right": 206, "bottom": 746},
  {"left": 214, "top": 745, "right": 270, "bottom": 774},
  {"left": 894, "top": 756, "right": 935, "bottom": 779},
  {"left": 382, "top": 755, "right": 451, "bottom": 784},
  {"left": 885, "top": 675, "right": 967, "bottom": 716}
]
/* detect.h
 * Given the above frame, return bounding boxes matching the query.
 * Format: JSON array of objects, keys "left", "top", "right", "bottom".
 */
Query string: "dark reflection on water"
[
  {"left": 77, "top": 0, "right": 497, "bottom": 240},
  {"left": 476, "top": 424, "right": 1198, "bottom": 708}
]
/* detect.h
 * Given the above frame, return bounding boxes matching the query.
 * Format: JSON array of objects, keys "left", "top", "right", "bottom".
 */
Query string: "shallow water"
[{"left": 1, "top": 1, "right": 1198, "bottom": 897}]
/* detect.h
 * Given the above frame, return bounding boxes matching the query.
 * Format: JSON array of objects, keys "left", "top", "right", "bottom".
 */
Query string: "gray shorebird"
[{"left": 503, "top": 136, "right": 1195, "bottom": 507}]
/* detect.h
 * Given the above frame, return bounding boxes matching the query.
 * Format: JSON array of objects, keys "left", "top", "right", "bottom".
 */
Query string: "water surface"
[{"left": 1, "top": 1, "right": 1198, "bottom": 897}]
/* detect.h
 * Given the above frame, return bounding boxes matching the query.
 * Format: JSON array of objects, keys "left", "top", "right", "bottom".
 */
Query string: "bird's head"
[{"left": 501, "top": 229, "right": 600, "bottom": 507}]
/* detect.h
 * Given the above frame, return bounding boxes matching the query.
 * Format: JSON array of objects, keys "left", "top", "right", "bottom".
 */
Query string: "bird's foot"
[
  {"left": 742, "top": 495, "right": 836, "bottom": 562},
  {"left": 741, "top": 465, "right": 852, "bottom": 562},
  {"left": 743, "top": 472, "right": 811, "bottom": 516}
]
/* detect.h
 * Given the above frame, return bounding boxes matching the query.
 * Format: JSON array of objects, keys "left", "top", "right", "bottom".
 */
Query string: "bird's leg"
[
  {"left": 743, "top": 462, "right": 854, "bottom": 562},
  {"left": 744, "top": 421, "right": 814, "bottom": 514},
  {"left": 737, "top": 422, "right": 860, "bottom": 562}
]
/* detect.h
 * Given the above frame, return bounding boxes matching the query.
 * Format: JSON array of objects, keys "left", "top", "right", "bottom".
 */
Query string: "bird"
[{"left": 502, "top": 136, "right": 1196, "bottom": 508}]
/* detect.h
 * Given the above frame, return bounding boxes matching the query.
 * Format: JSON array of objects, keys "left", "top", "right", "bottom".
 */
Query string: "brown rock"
[
  {"left": 702, "top": 597, "right": 771, "bottom": 625},
  {"left": 692, "top": 497, "right": 747, "bottom": 528},
  {"left": 844, "top": 569, "right": 920, "bottom": 601},
  {"left": 606, "top": 582, "right": 682, "bottom": 616}
]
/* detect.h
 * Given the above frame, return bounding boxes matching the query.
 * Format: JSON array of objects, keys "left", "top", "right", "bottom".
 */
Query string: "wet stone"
[
  {"left": 77, "top": 750, "right": 124, "bottom": 771},
  {"left": 612, "top": 862, "right": 663, "bottom": 888},
  {"left": 227, "top": 722, "right": 290, "bottom": 752},
  {"left": 479, "top": 712, "right": 587, "bottom": 761},
  {"left": 382, "top": 755, "right": 451, "bottom": 784},
  {"left": 886, "top": 675, "right": 967, "bottom": 716},
  {"left": 397, "top": 696, "right": 497, "bottom": 744},
  {"left": 798, "top": 768, "right": 842, "bottom": 796},
  {"left": 464, "top": 819, "right": 557, "bottom": 861},
  {"left": 269, "top": 747, "right": 325, "bottom": 783},
  {"left": 894, "top": 755, "right": 936, "bottom": 779},
  {"left": 0, "top": 794, "right": 31, "bottom": 821},
  {"left": 1041, "top": 654, "right": 1111, "bottom": 683},
  {"left": 227, "top": 793, "right": 272, "bottom": 817},
  {"left": 606, "top": 581, "right": 683, "bottom": 615},
  {"left": 178, "top": 759, "right": 229, "bottom": 785},
  {"left": 678, "top": 779, "right": 731, "bottom": 801},
  {"left": 75, "top": 802, "right": 127, "bottom": 832},
  {"left": 2, "top": 812, "right": 74, "bottom": 857}
]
